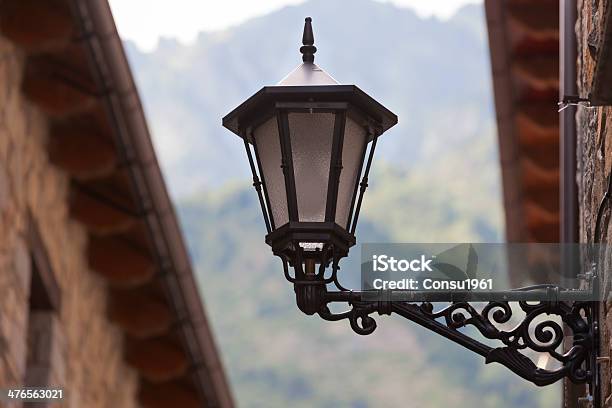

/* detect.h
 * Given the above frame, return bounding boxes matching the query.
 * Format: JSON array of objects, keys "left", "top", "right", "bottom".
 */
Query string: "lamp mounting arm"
[
  {"left": 288, "top": 266, "right": 601, "bottom": 404},
  {"left": 318, "top": 291, "right": 597, "bottom": 385}
]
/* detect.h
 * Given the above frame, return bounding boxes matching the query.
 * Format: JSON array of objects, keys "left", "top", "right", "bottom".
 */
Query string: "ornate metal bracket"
[
  {"left": 283, "top": 253, "right": 601, "bottom": 406},
  {"left": 318, "top": 292, "right": 597, "bottom": 386}
]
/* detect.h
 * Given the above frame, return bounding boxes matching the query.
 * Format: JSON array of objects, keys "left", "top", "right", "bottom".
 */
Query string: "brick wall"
[
  {"left": 0, "top": 34, "right": 138, "bottom": 407},
  {"left": 577, "top": 0, "right": 612, "bottom": 406}
]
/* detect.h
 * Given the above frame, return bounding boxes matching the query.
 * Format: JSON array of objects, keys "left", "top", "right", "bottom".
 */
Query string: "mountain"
[
  {"left": 121, "top": 0, "right": 560, "bottom": 406},
  {"left": 125, "top": 0, "right": 494, "bottom": 197}
]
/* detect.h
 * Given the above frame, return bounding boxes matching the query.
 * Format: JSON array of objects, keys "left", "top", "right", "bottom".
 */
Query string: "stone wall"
[
  {"left": 577, "top": 0, "right": 612, "bottom": 406},
  {"left": 0, "top": 34, "right": 138, "bottom": 407}
]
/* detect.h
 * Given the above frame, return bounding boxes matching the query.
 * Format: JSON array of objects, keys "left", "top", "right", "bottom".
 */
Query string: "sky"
[{"left": 108, "top": 0, "right": 482, "bottom": 51}]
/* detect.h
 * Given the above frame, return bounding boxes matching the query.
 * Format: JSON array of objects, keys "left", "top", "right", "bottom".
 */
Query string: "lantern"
[{"left": 223, "top": 17, "right": 397, "bottom": 267}]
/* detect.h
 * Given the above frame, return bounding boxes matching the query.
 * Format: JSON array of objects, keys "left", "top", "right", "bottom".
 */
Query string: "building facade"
[
  {"left": 577, "top": 1, "right": 612, "bottom": 406},
  {"left": 0, "top": 28, "right": 138, "bottom": 405},
  {"left": 487, "top": 0, "right": 611, "bottom": 406},
  {"left": 0, "top": 0, "right": 233, "bottom": 407}
]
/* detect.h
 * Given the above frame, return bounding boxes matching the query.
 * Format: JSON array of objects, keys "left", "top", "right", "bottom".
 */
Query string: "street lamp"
[
  {"left": 222, "top": 17, "right": 599, "bottom": 399},
  {"left": 223, "top": 17, "right": 397, "bottom": 313}
]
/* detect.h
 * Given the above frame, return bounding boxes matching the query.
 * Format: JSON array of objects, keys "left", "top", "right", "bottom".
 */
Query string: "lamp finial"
[{"left": 300, "top": 17, "right": 316, "bottom": 63}]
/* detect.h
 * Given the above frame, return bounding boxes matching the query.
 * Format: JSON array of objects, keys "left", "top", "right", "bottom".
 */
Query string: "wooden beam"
[
  {"left": 516, "top": 103, "right": 558, "bottom": 135},
  {"left": 88, "top": 236, "right": 154, "bottom": 287},
  {"left": 521, "top": 142, "right": 559, "bottom": 171},
  {"left": 22, "top": 58, "right": 97, "bottom": 118},
  {"left": 527, "top": 224, "right": 559, "bottom": 243},
  {"left": 125, "top": 339, "right": 189, "bottom": 383},
  {"left": 525, "top": 188, "right": 559, "bottom": 213},
  {"left": 139, "top": 382, "right": 200, "bottom": 408},
  {"left": 524, "top": 244, "right": 560, "bottom": 273},
  {"left": 521, "top": 157, "right": 559, "bottom": 191},
  {"left": 516, "top": 85, "right": 558, "bottom": 105},
  {"left": 22, "top": 73, "right": 97, "bottom": 117},
  {"left": 524, "top": 200, "right": 559, "bottom": 232},
  {"left": 517, "top": 125, "right": 558, "bottom": 147},
  {"left": 48, "top": 123, "right": 117, "bottom": 180},
  {"left": 508, "top": 3, "right": 558, "bottom": 40},
  {"left": 108, "top": 289, "right": 171, "bottom": 338},
  {"left": 512, "top": 37, "right": 559, "bottom": 60},
  {"left": 0, "top": 0, "right": 74, "bottom": 52},
  {"left": 71, "top": 189, "right": 136, "bottom": 235},
  {"left": 513, "top": 56, "right": 558, "bottom": 89}
]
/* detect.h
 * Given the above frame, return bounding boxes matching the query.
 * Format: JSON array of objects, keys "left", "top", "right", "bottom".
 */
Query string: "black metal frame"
[
  {"left": 221, "top": 21, "right": 398, "bottom": 259},
  {"left": 222, "top": 85, "right": 397, "bottom": 138},
  {"left": 270, "top": 104, "right": 355, "bottom": 260},
  {"left": 229, "top": 98, "right": 390, "bottom": 263},
  {"left": 282, "top": 246, "right": 600, "bottom": 401},
  {"left": 350, "top": 129, "right": 378, "bottom": 235},
  {"left": 324, "top": 110, "right": 346, "bottom": 223},
  {"left": 276, "top": 108, "right": 299, "bottom": 223}
]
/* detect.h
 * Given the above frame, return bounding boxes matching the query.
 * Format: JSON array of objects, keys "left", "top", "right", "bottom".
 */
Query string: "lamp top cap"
[
  {"left": 222, "top": 17, "right": 398, "bottom": 138},
  {"left": 277, "top": 17, "right": 338, "bottom": 86},
  {"left": 300, "top": 17, "right": 316, "bottom": 63}
]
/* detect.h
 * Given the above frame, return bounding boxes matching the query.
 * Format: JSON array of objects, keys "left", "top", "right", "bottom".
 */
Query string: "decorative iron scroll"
[
  {"left": 318, "top": 296, "right": 595, "bottom": 386},
  {"left": 284, "top": 259, "right": 598, "bottom": 392},
  {"left": 282, "top": 241, "right": 600, "bottom": 406}
]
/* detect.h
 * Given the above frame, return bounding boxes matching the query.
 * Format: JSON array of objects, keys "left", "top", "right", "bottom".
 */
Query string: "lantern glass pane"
[
  {"left": 253, "top": 117, "right": 288, "bottom": 227},
  {"left": 335, "top": 117, "right": 367, "bottom": 227},
  {"left": 288, "top": 112, "right": 335, "bottom": 222}
]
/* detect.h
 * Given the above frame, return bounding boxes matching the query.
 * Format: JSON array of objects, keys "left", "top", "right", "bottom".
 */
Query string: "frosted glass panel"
[
  {"left": 288, "top": 112, "right": 335, "bottom": 222},
  {"left": 335, "top": 117, "right": 367, "bottom": 227},
  {"left": 254, "top": 117, "right": 288, "bottom": 227}
]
